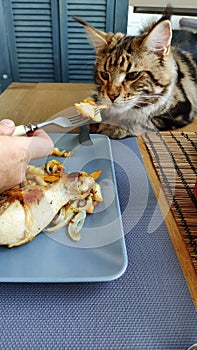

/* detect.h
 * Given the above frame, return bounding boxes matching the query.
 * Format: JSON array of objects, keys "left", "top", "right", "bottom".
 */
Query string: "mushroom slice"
[
  {"left": 91, "top": 183, "right": 103, "bottom": 202},
  {"left": 45, "top": 159, "right": 64, "bottom": 174},
  {"left": 68, "top": 210, "right": 86, "bottom": 241},
  {"left": 70, "top": 195, "right": 93, "bottom": 212}
]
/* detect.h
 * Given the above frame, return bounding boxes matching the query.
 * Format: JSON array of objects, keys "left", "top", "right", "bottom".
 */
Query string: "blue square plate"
[{"left": 0, "top": 134, "right": 128, "bottom": 282}]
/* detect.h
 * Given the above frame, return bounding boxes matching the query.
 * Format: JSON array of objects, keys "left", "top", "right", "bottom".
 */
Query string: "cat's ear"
[
  {"left": 72, "top": 16, "right": 108, "bottom": 52},
  {"left": 141, "top": 20, "right": 172, "bottom": 57}
]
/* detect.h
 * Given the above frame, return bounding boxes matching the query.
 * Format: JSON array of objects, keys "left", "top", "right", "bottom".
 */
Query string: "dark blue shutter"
[
  {"left": 0, "top": 0, "right": 13, "bottom": 92},
  {"left": 3, "top": 0, "right": 61, "bottom": 83},
  {"left": 0, "top": 0, "right": 128, "bottom": 89},
  {"left": 59, "top": 0, "right": 128, "bottom": 82}
]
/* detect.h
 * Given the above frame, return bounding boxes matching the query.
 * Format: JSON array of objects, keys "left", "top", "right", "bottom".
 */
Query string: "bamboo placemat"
[{"left": 141, "top": 131, "right": 197, "bottom": 303}]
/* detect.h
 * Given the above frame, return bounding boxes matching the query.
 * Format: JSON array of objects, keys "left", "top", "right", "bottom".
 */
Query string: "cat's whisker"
[
  {"left": 125, "top": 99, "right": 153, "bottom": 107},
  {"left": 137, "top": 98, "right": 154, "bottom": 103},
  {"left": 138, "top": 94, "right": 162, "bottom": 99}
]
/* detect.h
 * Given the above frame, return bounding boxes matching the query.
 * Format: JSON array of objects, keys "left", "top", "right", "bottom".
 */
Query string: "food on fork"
[
  {"left": 0, "top": 160, "right": 103, "bottom": 247},
  {"left": 74, "top": 99, "right": 108, "bottom": 122}
]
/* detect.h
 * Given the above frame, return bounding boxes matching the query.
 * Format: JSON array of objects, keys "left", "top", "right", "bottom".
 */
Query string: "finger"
[
  {"left": 26, "top": 129, "right": 54, "bottom": 159},
  {"left": 0, "top": 119, "right": 15, "bottom": 135}
]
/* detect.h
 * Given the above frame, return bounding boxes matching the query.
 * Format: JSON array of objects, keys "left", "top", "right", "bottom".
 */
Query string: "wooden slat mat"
[{"left": 141, "top": 131, "right": 197, "bottom": 291}]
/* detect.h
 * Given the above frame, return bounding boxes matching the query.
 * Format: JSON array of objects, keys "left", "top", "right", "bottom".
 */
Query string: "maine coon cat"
[{"left": 73, "top": 8, "right": 197, "bottom": 139}]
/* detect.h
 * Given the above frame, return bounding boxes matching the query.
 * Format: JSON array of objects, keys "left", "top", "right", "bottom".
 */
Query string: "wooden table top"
[
  {"left": 1, "top": 82, "right": 197, "bottom": 306},
  {"left": 0, "top": 82, "right": 96, "bottom": 125}
]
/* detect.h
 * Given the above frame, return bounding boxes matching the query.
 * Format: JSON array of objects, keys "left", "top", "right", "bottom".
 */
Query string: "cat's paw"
[{"left": 97, "top": 123, "right": 131, "bottom": 139}]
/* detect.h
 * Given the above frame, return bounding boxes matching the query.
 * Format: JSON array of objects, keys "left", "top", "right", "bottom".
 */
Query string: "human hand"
[{"left": 0, "top": 119, "right": 54, "bottom": 193}]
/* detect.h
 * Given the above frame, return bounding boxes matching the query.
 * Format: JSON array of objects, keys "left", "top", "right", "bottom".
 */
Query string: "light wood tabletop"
[
  {"left": 0, "top": 82, "right": 96, "bottom": 125},
  {"left": 0, "top": 82, "right": 197, "bottom": 306}
]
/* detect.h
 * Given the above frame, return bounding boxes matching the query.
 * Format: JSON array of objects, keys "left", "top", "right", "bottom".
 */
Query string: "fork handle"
[
  {"left": 13, "top": 124, "right": 37, "bottom": 136},
  {"left": 13, "top": 125, "right": 27, "bottom": 136}
]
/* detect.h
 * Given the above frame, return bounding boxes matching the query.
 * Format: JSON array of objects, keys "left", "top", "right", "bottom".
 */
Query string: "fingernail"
[{"left": 1, "top": 119, "right": 15, "bottom": 128}]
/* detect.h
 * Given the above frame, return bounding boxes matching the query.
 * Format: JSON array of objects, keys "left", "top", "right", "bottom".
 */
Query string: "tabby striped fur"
[{"left": 73, "top": 9, "right": 197, "bottom": 139}]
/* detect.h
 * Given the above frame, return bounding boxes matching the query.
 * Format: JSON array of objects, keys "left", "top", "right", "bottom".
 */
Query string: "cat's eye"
[
  {"left": 126, "top": 71, "right": 141, "bottom": 81},
  {"left": 100, "top": 71, "right": 110, "bottom": 81}
]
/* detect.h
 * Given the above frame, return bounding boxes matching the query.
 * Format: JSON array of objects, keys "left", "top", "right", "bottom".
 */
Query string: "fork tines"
[{"left": 68, "top": 114, "right": 86, "bottom": 125}]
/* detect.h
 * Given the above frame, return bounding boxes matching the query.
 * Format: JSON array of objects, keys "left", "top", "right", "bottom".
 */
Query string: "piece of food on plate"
[
  {"left": 0, "top": 160, "right": 103, "bottom": 247},
  {"left": 74, "top": 99, "right": 108, "bottom": 122},
  {"left": 52, "top": 147, "right": 73, "bottom": 158}
]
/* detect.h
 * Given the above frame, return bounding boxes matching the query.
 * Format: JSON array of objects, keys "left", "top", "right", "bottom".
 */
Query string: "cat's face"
[
  {"left": 74, "top": 17, "right": 174, "bottom": 111},
  {"left": 94, "top": 34, "right": 169, "bottom": 109}
]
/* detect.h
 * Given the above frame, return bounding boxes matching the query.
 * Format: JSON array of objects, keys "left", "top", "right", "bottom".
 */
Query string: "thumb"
[{"left": 0, "top": 119, "right": 15, "bottom": 135}]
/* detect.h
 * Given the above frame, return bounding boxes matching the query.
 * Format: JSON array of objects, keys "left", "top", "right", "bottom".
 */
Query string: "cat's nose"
[{"left": 108, "top": 93, "right": 119, "bottom": 102}]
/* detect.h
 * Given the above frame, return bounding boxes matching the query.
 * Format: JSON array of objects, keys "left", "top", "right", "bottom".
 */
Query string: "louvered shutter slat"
[
  {"left": 6, "top": 0, "right": 60, "bottom": 82},
  {"left": 60, "top": 0, "right": 113, "bottom": 83}
]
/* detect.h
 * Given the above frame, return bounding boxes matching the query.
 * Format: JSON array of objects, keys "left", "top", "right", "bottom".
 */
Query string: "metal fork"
[{"left": 13, "top": 106, "right": 90, "bottom": 136}]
